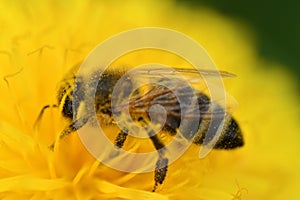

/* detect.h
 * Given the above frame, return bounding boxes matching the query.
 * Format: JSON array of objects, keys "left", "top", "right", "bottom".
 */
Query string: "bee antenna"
[{"left": 34, "top": 104, "right": 58, "bottom": 130}]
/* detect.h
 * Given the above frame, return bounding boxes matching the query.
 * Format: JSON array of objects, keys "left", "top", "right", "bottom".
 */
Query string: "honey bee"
[{"left": 36, "top": 64, "right": 244, "bottom": 192}]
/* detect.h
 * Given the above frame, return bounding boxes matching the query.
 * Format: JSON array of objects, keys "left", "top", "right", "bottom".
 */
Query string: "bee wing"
[
  {"left": 129, "top": 67, "right": 237, "bottom": 99},
  {"left": 132, "top": 67, "right": 236, "bottom": 77},
  {"left": 129, "top": 67, "right": 237, "bottom": 110},
  {"left": 130, "top": 67, "right": 236, "bottom": 83},
  {"left": 115, "top": 83, "right": 237, "bottom": 121},
  {"left": 111, "top": 67, "right": 238, "bottom": 121}
]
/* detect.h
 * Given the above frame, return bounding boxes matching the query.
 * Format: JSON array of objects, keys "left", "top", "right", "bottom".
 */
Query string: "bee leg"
[
  {"left": 113, "top": 125, "right": 168, "bottom": 192},
  {"left": 149, "top": 134, "right": 169, "bottom": 192},
  {"left": 109, "top": 129, "right": 129, "bottom": 159},
  {"left": 49, "top": 115, "right": 90, "bottom": 150},
  {"left": 137, "top": 118, "right": 168, "bottom": 192},
  {"left": 153, "top": 157, "right": 168, "bottom": 192},
  {"left": 114, "top": 129, "right": 128, "bottom": 148}
]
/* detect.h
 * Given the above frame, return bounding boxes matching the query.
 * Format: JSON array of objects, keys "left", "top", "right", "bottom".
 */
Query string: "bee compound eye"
[{"left": 62, "top": 96, "right": 73, "bottom": 119}]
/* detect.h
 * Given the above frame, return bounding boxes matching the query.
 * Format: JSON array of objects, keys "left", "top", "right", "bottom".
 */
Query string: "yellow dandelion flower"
[{"left": 0, "top": 0, "right": 299, "bottom": 200}]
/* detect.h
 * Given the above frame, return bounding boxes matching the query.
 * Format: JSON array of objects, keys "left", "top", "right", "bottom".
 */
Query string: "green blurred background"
[{"left": 178, "top": 0, "right": 300, "bottom": 89}]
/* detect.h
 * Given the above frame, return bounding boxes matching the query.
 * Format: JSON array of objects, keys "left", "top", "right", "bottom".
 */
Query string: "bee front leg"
[{"left": 49, "top": 115, "right": 90, "bottom": 150}]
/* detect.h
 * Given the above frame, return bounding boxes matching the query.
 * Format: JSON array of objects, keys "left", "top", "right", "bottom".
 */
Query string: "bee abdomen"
[
  {"left": 214, "top": 116, "right": 243, "bottom": 149},
  {"left": 193, "top": 115, "right": 244, "bottom": 149}
]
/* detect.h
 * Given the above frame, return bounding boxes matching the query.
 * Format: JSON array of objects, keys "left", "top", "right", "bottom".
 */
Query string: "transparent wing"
[
  {"left": 130, "top": 67, "right": 236, "bottom": 83},
  {"left": 113, "top": 81, "right": 237, "bottom": 121},
  {"left": 95, "top": 66, "right": 237, "bottom": 121},
  {"left": 128, "top": 67, "right": 236, "bottom": 98}
]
